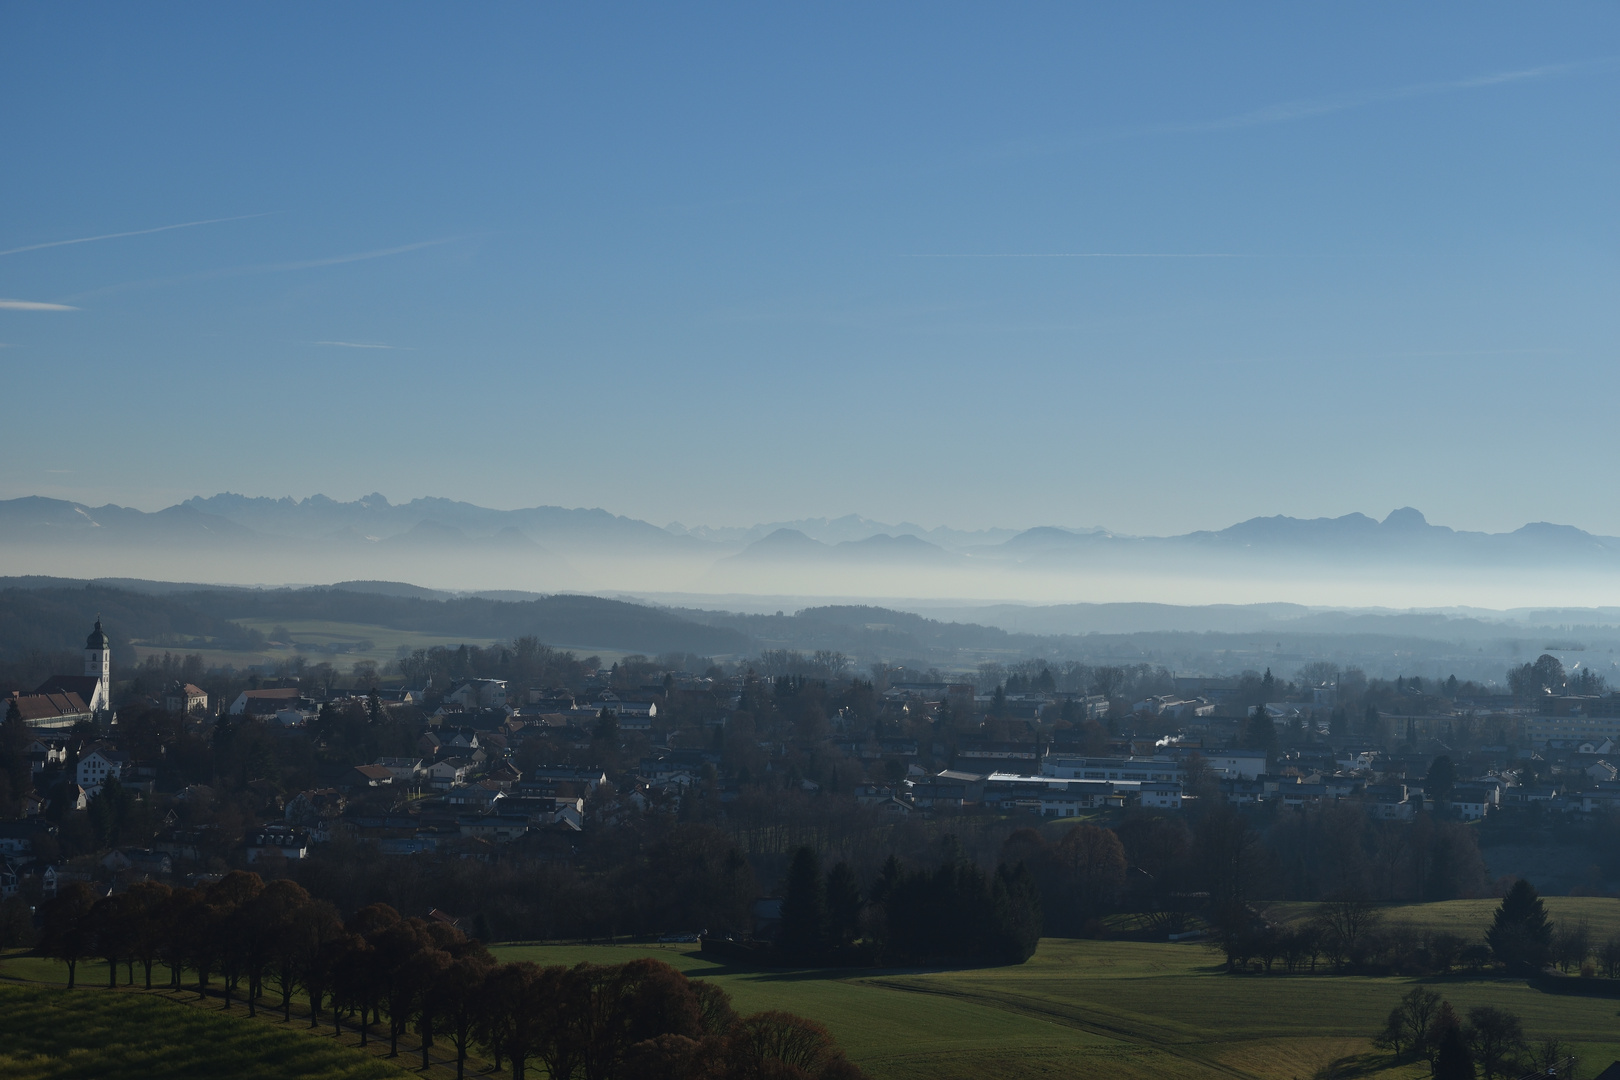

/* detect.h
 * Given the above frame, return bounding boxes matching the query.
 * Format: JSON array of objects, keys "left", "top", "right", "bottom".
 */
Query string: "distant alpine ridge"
[{"left": 2, "top": 494, "right": 1617, "bottom": 597}]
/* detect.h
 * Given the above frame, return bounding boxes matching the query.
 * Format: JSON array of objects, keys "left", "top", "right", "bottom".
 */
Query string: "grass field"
[
  {"left": 8, "top": 929, "right": 1620, "bottom": 1079},
  {"left": 0, "top": 982, "right": 410, "bottom": 1080},
  {"left": 490, "top": 939, "right": 1620, "bottom": 1080},
  {"left": 1266, "top": 895, "right": 1620, "bottom": 940}
]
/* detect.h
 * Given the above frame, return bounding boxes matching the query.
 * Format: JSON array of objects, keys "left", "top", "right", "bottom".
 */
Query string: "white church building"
[{"left": 5, "top": 620, "right": 113, "bottom": 729}]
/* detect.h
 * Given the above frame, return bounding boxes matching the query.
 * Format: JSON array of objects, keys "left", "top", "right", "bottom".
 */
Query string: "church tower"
[{"left": 84, "top": 618, "right": 111, "bottom": 712}]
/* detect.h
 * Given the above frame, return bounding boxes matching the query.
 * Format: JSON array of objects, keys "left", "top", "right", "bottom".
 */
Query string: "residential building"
[
  {"left": 351, "top": 764, "right": 394, "bottom": 787},
  {"left": 1139, "top": 781, "right": 1184, "bottom": 810},
  {"left": 245, "top": 825, "right": 310, "bottom": 863},
  {"left": 229, "top": 687, "right": 304, "bottom": 716},
  {"left": 164, "top": 682, "right": 210, "bottom": 716},
  {"left": 1204, "top": 751, "right": 1269, "bottom": 780},
  {"left": 446, "top": 679, "right": 508, "bottom": 709},
  {"left": 76, "top": 745, "right": 128, "bottom": 796},
  {"left": 1041, "top": 755, "right": 1183, "bottom": 783}
]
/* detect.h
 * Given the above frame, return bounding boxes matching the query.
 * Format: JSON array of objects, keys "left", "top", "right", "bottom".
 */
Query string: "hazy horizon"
[{"left": 11, "top": 488, "right": 1620, "bottom": 609}]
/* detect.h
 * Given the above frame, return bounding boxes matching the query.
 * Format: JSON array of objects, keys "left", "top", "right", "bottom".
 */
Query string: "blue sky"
[{"left": 2, "top": 3, "right": 1617, "bottom": 536}]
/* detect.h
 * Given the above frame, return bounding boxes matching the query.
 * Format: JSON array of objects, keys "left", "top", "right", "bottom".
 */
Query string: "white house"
[
  {"left": 1585, "top": 760, "right": 1618, "bottom": 783},
  {"left": 1139, "top": 781, "right": 1184, "bottom": 810},
  {"left": 1206, "top": 751, "right": 1269, "bottom": 780},
  {"left": 446, "top": 679, "right": 508, "bottom": 709},
  {"left": 164, "top": 682, "right": 209, "bottom": 716},
  {"left": 1451, "top": 786, "right": 1494, "bottom": 821},
  {"left": 372, "top": 757, "right": 424, "bottom": 783},
  {"left": 76, "top": 747, "right": 128, "bottom": 797},
  {"left": 422, "top": 757, "right": 474, "bottom": 789}
]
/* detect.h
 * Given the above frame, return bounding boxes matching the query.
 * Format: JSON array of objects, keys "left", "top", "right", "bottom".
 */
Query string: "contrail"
[
  {"left": 0, "top": 213, "right": 269, "bottom": 258},
  {"left": 1182, "top": 58, "right": 1612, "bottom": 132},
  {"left": 0, "top": 299, "right": 77, "bottom": 310},
  {"left": 899, "top": 252, "right": 1249, "bottom": 259}
]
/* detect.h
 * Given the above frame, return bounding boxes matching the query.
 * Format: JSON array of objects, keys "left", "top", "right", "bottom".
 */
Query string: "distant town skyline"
[{"left": 3, "top": 5, "right": 1618, "bottom": 538}]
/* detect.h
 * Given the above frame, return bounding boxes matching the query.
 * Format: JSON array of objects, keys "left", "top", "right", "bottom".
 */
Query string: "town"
[{"left": 4, "top": 616, "right": 1616, "bottom": 942}]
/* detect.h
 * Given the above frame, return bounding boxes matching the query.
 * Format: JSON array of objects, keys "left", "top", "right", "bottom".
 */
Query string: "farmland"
[
  {"left": 0, "top": 982, "right": 409, "bottom": 1080},
  {"left": 7, "top": 922, "right": 1620, "bottom": 1079},
  {"left": 1266, "top": 894, "right": 1620, "bottom": 941},
  {"left": 491, "top": 937, "right": 1620, "bottom": 1080}
]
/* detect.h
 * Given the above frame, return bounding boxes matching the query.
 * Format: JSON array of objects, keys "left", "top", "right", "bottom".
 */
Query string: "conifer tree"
[
  {"left": 1487, "top": 880, "right": 1552, "bottom": 973},
  {"left": 779, "top": 847, "right": 827, "bottom": 961}
]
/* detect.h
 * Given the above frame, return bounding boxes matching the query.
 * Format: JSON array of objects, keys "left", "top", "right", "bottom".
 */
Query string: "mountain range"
[{"left": 5, "top": 494, "right": 1620, "bottom": 606}]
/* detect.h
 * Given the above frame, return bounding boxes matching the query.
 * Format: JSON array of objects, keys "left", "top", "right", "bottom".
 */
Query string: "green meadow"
[
  {"left": 491, "top": 937, "right": 1620, "bottom": 1080},
  {"left": 0, "top": 982, "right": 410, "bottom": 1080},
  {"left": 7, "top": 911, "right": 1620, "bottom": 1079},
  {"left": 1264, "top": 895, "right": 1620, "bottom": 941}
]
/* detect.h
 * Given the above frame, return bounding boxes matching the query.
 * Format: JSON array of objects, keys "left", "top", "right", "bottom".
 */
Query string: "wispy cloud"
[
  {"left": 1180, "top": 58, "right": 1612, "bottom": 132},
  {"left": 258, "top": 238, "right": 452, "bottom": 273},
  {"left": 0, "top": 299, "right": 77, "bottom": 311},
  {"left": 310, "top": 340, "right": 405, "bottom": 350},
  {"left": 63, "top": 236, "right": 463, "bottom": 304},
  {"left": 899, "top": 252, "right": 1248, "bottom": 259},
  {"left": 0, "top": 213, "right": 269, "bottom": 258}
]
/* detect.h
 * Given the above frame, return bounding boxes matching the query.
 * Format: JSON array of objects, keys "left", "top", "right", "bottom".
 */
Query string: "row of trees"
[
  {"left": 1208, "top": 895, "right": 1489, "bottom": 976},
  {"left": 36, "top": 871, "right": 864, "bottom": 1080},
  {"left": 1375, "top": 987, "right": 1574, "bottom": 1080},
  {"left": 1207, "top": 880, "right": 1587, "bottom": 980}
]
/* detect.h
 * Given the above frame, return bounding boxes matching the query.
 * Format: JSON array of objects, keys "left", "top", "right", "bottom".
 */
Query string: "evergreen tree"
[
  {"left": 825, "top": 862, "right": 862, "bottom": 947},
  {"left": 1433, "top": 1023, "right": 1476, "bottom": 1080},
  {"left": 1487, "top": 879, "right": 1552, "bottom": 973},
  {"left": 991, "top": 862, "right": 1043, "bottom": 963},
  {"left": 1242, "top": 707, "right": 1278, "bottom": 762},
  {"left": 1426, "top": 755, "right": 1457, "bottom": 804},
  {"left": 778, "top": 847, "right": 827, "bottom": 960}
]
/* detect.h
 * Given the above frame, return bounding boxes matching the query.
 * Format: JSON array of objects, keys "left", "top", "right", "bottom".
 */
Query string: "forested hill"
[
  {"left": 179, "top": 588, "right": 753, "bottom": 656},
  {"left": 673, "top": 603, "right": 1048, "bottom": 660},
  {"left": 0, "top": 581, "right": 752, "bottom": 671},
  {"left": 0, "top": 583, "right": 263, "bottom": 670}
]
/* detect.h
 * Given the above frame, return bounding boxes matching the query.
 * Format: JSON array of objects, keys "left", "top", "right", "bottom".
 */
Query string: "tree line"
[
  {"left": 1206, "top": 879, "right": 1608, "bottom": 983},
  {"left": 35, "top": 870, "right": 865, "bottom": 1080},
  {"left": 774, "top": 843, "right": 1042, "bottom": 966}
]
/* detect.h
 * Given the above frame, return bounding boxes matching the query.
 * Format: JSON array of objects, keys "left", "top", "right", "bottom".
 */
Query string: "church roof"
[
  {"left": 7, "top": 691, "right": 91, "bottom": 723},
  {"left": 86, "top": 619, "right": 110, "bottom": 651}
]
